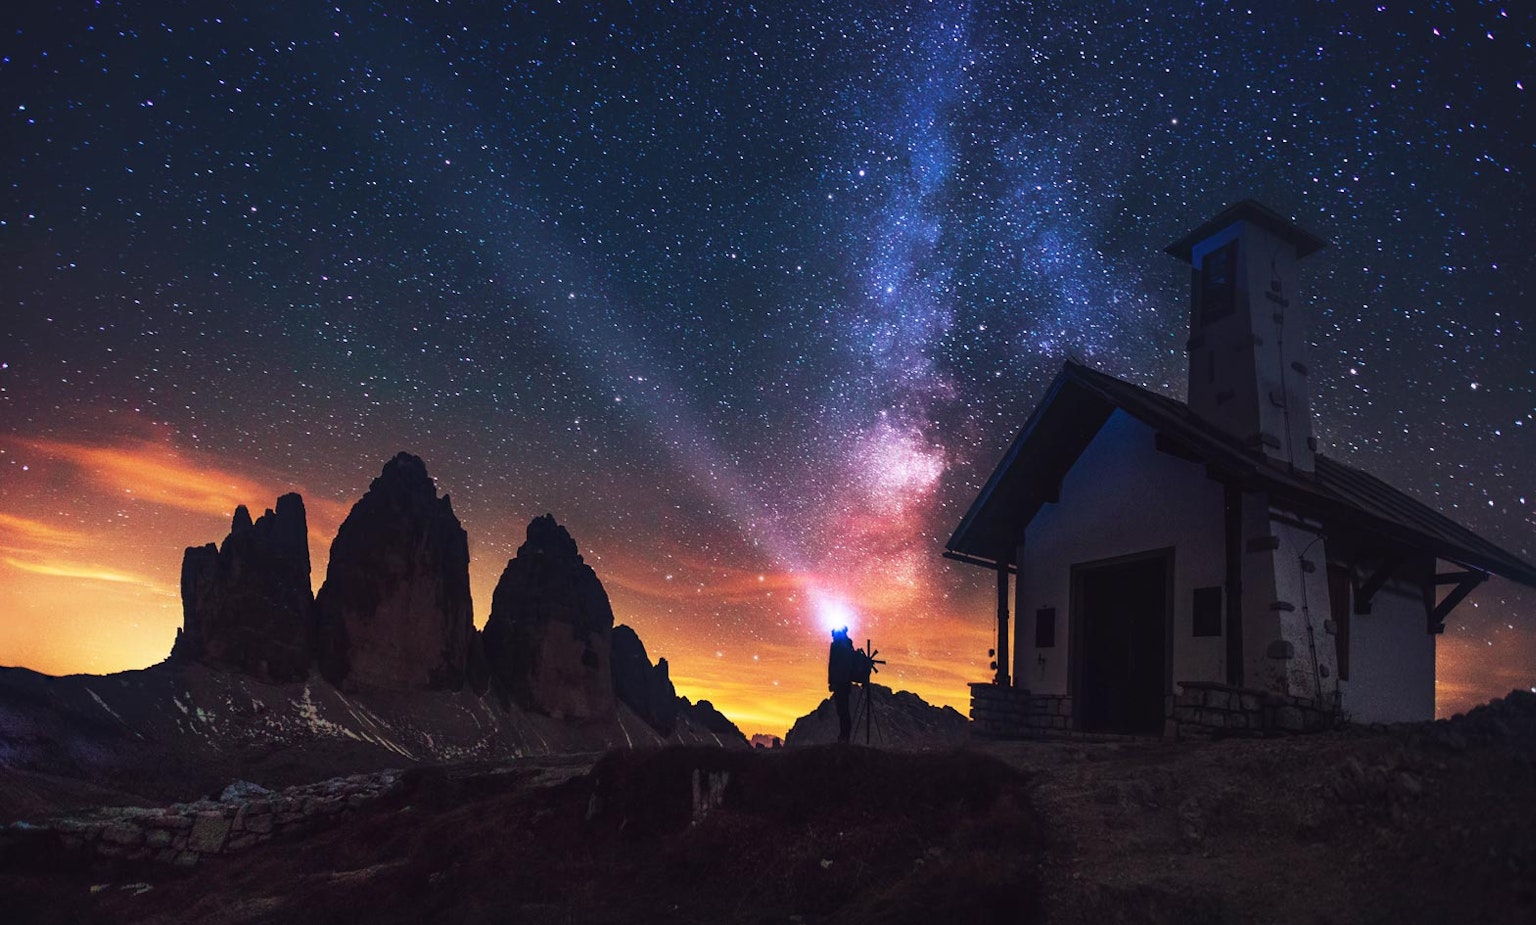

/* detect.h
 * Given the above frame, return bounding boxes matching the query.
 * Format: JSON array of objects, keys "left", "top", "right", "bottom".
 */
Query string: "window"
[
  {"left": 1198, "top": 241, "right": 1237, "bottom": 325},
  {"left": 1035, "top": 607, "right": 1056, "bottom": 648},
  {"left": 1193, "top": 586, "right": 1223, "bottom": 637}
]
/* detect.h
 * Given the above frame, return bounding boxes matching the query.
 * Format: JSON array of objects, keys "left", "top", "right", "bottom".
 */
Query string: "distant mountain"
[
  {"left": 0, "top": 452, "right": 747, "bottom": 820},
  {"left": 784, "top": 684, "right": 969, "bottom": 748}
]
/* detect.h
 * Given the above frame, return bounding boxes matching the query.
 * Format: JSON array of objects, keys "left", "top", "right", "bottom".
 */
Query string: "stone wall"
[
  {"left": 969, "top": 683, "right": 1073, "bottom": 738},
  {"left": 1167, "top": 680, "right": 1339, "bottom": 737},
  {"left": 1, "top": 770, "right": 400, "bottom": 867},
  {"left": 971, "top": 680, "right": 1340, "bottom": 739}
]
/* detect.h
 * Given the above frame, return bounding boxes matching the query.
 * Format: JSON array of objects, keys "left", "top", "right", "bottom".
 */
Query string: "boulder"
[
  {"left": 172, "top": 493, "right": 313, "bottom": 682},
  {"left": 611, "top": 624, "right": 679, "bottom": 736},
  {"left": 315, "top": 452, "right": 473, "bottom": 691},
  {"left": 482, "top": 515, "right": 614, "bottom": 720}
]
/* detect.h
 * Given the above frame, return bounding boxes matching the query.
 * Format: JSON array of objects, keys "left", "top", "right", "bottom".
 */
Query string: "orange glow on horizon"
[
  {"left": 3, "top": 433, "right": 1529, "bottom": 738},
  {"left": 0, "top": 435, "right": 349, "bottom": 678}
]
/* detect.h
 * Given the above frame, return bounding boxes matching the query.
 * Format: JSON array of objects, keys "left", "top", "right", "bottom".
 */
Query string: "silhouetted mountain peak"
[{"left": 518, "top": 513, "right": 581, "bottom": 562}]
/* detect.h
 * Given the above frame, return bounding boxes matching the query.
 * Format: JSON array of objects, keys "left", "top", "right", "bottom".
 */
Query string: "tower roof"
[{"left": 1164, "top": 199, "right": 1328, "bottom": 263}]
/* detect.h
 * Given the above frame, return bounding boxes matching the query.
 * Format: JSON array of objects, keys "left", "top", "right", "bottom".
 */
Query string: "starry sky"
[{"left": 2, "top": 1, "right": 1533, "bottom": 737}]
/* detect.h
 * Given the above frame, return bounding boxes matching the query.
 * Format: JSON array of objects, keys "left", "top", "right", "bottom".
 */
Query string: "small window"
[
  {"left": 1035, "top": 607, "right": 1056, "bottom": 648},
  {"left": 1198, "top": 241, "right": 1237, "bottom": 325},
  {"left": 1193, "top": 586, "right": 1223, "bottom": 637}
]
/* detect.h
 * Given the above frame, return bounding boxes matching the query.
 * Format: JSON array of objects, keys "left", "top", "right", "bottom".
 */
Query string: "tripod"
[{"left": 852, "top": 680, "right": 883, "bottom": 745}]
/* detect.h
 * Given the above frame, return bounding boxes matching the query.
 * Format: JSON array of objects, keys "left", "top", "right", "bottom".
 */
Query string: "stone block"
[
  {"left": 1274, "top": 706, "right": 1304, "bottom": 732},
  {"left": 100, "top": 824, "right": 144, "bottom": 846},
  {"left": 226, "top": 833, "right": 260, "bottom": 851},
  {"left": 174, "top": 851, "right": 199, "bottom": 867},
  {"left": 1205, "top": 690, "right": 1232, "bottom": 710},
  {"left": 1226, "top": 713, "right": 1249, "bottom": 730},
  {"left": 146, "top": 813, "right": 193, "bottom": 831},
  {"left": 1240, "top": 694, "right": 1261, "bottom": 712},
  {"left": 145, "top": 829, "right": 173, "bottom": 849},
  {"left": 188, "top": 812, "right": 231, "bottom": 854}
]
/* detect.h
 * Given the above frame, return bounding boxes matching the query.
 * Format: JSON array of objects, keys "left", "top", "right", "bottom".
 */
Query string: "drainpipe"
[{"left": 1223, "top": 483, "right": 1244, "bottom": 687}]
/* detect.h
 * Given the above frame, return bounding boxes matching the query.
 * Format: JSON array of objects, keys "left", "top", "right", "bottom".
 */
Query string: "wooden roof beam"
[{"left": 1430, "top": 570, "right": 1487, "bottom": 635}]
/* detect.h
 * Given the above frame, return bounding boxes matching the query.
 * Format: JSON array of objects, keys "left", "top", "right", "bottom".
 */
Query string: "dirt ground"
[{"left": 4, "top": 691, "right": 1534, "bottom": 924}]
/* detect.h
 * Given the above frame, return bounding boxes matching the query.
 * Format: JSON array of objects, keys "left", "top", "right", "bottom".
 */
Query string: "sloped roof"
[
  {"left": 1164, "top": 199, "right": 1327, "bottom": 263},
  {"left": 946, "top": 361, "right": 1536, "bottom": 588}
]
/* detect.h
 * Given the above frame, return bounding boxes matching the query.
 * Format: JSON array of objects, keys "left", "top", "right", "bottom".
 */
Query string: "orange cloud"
[
  {"left": 0, "top": 512, "right": 89, "bottom": 547},
  {"left": 18, "top": 436, "right": 277, "bottom": 518},
  {"left": 1, "top": 555, "right": 173, "bottom": 594},
  {"left": 8, "top": 435, "right": 350, "bottom": 561}
]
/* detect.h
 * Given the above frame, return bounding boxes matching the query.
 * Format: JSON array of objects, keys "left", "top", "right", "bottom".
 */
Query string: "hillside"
[
  {"left": 3, "top": 691, "right": 1533, "bottom": 924},
  {"left": 0, "top": 661, "right": 737, "bottom": 820}
]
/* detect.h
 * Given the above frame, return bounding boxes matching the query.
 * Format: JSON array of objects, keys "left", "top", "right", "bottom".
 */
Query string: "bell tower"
[{"left": 1166, "top": 201, "right": 1326, "bottom": 473}]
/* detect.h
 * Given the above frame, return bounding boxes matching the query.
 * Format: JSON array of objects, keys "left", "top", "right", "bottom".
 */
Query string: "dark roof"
[
  {"left": 1164, "top": 199, "right": 1328, "bottom": 263},
  {"left": 946, "top": 361, "right": 1536, "bottom": 588}
]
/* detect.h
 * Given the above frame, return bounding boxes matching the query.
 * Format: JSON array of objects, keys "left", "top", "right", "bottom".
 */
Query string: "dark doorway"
[{"left": 1073, "top": 552, "right": 1170, "bottom": 734}]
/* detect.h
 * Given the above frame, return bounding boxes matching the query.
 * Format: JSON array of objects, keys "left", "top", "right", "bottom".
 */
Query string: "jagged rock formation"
[
  {"left": 784, "top": 684, "right": 969, "bottom": 748},
  {"left": 314, "top": 453, "right": 474, "bottom": 692},
  {"left": 482, "top": 515, "right": 614, "bottom": 721},
  {"left": 172, "top": 494, "right": 313, "bottom": 682},
  {"left": 679, "top": 696, "right": 745, "bottom": 741},
  {"left": 611, "top": 624, "right": 679, "bottom": 736}
]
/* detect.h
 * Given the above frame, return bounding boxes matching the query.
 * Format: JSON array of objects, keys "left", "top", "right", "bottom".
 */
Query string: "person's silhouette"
[{"left": 827, "top": 626, "right": 856, "bottom": 743}]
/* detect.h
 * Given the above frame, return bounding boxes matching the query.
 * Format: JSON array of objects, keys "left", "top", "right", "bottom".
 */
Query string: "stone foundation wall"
[
  {"left": 969, "top": 683, "right": 1073, "bottom": 738},
  {"left": 970, "top": 680, "right": 1341, "bottom": 739},
  {"left": 1168, "top": 681, "right": 1339, "bottom": 737},
  {"left": 1, "top": 769, "right": 400, "bottom": 867}
]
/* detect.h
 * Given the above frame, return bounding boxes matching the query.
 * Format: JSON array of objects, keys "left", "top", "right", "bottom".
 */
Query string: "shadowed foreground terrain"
[
  {"left": 4, "top": 691, "right": 1536, "bottom": 924},
  {"left": 2, "top": 746, "right": 1040, "bottom": 925}
]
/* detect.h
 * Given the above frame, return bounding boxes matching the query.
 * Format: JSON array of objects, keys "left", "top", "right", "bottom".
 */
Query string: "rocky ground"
[
  {"left": 3, "top": 691, "right": 1534, "bottom": 924},
  {"left": 783, "top": 683, "right": 971, "bottom": 748}
]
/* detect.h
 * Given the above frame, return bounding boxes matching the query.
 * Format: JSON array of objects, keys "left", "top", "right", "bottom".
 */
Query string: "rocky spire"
[
  {"left": 611, "top": 624, "right": 679, "bottom": 735},
  {"left": 174, "top": 492, "right": 313, "bottom": 682},
  {"left": 314, "top": 452, "right": 474, "bottom": 692},
  {"left": 482, "top": 515, "right": 615, "bottom": 720}
]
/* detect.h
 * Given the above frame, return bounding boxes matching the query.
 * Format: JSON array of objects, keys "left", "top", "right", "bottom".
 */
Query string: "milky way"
[{"left": 2, "top": 2, "right": 1533, "bottom": 734}]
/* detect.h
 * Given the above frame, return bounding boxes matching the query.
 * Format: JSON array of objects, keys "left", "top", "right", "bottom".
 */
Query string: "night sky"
[{"left": 2, "top": 2, "right": 1533, "bottom": 736}]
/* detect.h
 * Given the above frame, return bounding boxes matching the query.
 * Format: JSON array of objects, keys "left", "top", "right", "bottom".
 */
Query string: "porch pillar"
[{"left": 995, "top": 555, "right": 1012, "bottom": 687}]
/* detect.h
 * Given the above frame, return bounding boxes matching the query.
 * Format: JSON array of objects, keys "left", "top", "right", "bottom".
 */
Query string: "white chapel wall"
[
  {"left": 1339, "top": 569, "right": 1435, "bottom": 723},
  {"left": 1015, "top": 410, "right": 1227, "bottom": 695}
]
